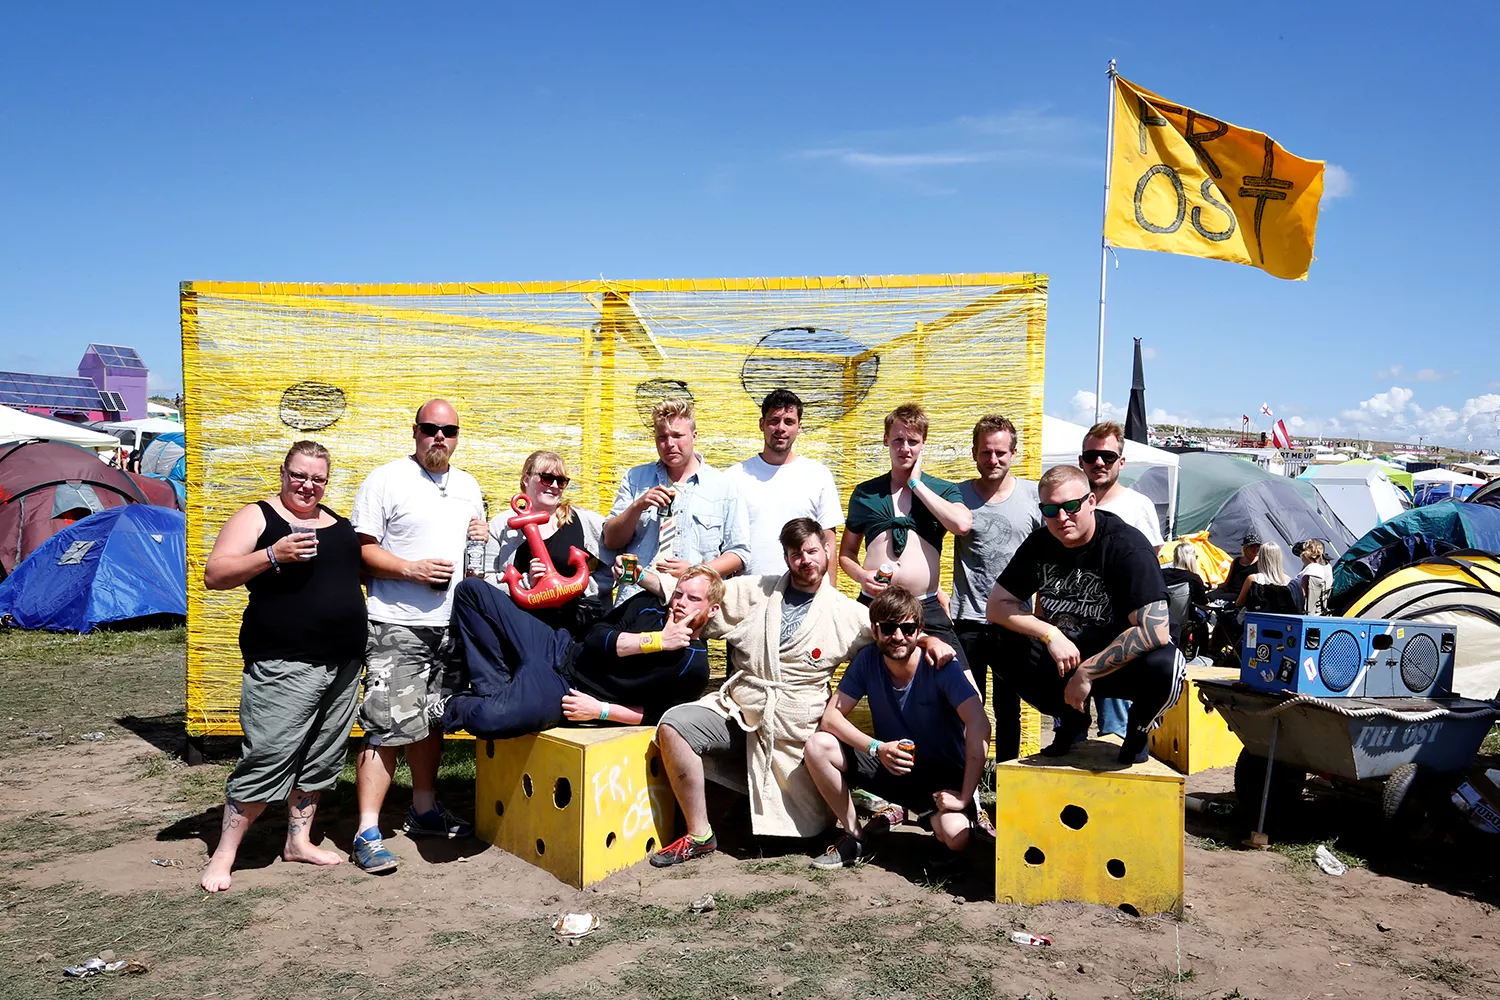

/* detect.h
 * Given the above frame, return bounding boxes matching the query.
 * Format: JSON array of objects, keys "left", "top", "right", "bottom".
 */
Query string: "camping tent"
[
  {"left": 1342, "top": 552, "right": 1500, "bottom": 700},
  {"left": 1413, "top": 468, "right": 1485, "bottom": 486},
  {"left": 0, "top": 505, "right": 186, "bottom": 631},
  {"left": 1296, "top": 464, "right": 1409, "bottom": 539},
  {"left": 0, "top": 405, "right": 121, "bottom": 452},
  {"left": 1339, "top": 458, "right": 1414, "bottom": 495},
  {"left": 1171, "top": 451, "right": 1354, "bottom": 558},
  {"left": 1330, "top": 501, "right": 1500, "bottom": 603},
  {"left": 1042, "top": 414, "right": 1180, "bottom": 537},
  {"left": 1412, "top": 470, "right": 1480, "bottom": 505},
  {"left": 1469, "top": 477, "right": 1500, "bottom": 508},
  {"left": 139, "top": 431, "right": 186, "bottom": 505},
  {"left": 0, "top": 440, "right": 174, "bottom": 576}
]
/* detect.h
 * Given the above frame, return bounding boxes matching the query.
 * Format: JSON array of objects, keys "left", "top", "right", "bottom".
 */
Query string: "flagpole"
[{"left": 1094, "top": 58, "right": 1118, "bottom": 424}]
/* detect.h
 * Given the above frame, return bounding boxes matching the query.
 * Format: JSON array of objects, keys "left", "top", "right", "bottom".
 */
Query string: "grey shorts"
[
  {"left": 657, "top": 704, "right": 747, "bottom": 759},
  {"left": 359, "top": 621, "right": 458, "bottom": 747},
  {"left": 226, "top": 656, "right": 362, "bottom": 803}
]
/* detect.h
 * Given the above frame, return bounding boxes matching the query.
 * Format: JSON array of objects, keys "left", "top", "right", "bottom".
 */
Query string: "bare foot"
[
  {"left": 201, "top": 860, "right": 233, "bottom": 892},
  {"left": 282, "top": 842, "right": 344, "bottom": 866}
]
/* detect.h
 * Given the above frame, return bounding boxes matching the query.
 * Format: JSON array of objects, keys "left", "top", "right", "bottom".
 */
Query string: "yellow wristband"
[
  {"left": 1042, "top": 626, "right": 1061, "bottom": 644},
  {"left": 638, "top": 631, "right": 664, "bottom": 654}
]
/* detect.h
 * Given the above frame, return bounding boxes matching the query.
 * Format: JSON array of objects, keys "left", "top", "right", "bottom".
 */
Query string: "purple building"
[{"left": 77, "top": 344, "right": 148, "bottom": 421}]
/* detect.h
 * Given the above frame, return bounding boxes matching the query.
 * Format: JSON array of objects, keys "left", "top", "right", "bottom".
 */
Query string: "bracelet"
[
  {"left": 266, "top": 546, "right": 280, "bottom": 573},
  {"left": 599, "top": 702, "right": 610, "bottom": 721},
  {"left": 1041, "top": 626, "right": 1060, "bottom": 643},
  {"left": 868, "top": 739, "right": 881, "bottom": 756},
  {"left": 907, "top": 477, "right": 920, "bottom": 492},
  {"left": 638, "top": 631, "right": 664, "bottom": 654}
]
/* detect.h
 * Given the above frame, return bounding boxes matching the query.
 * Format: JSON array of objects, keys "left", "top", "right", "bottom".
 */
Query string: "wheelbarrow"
[{"left": 1195, "top": 678, "right": 1500, "bottom": 843}]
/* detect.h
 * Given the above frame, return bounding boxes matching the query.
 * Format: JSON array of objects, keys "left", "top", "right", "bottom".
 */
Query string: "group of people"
[{"left": 198, "top": 392, "right": 1193, "bottom": 891}]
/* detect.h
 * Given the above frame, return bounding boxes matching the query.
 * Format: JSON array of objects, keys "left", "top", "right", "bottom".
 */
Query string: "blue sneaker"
[
  {"left": 402, "top": 802, "right": 472, "bottom": 839},
  {"left": 351, "top": 829, "right": 399, "bottom": 873}
]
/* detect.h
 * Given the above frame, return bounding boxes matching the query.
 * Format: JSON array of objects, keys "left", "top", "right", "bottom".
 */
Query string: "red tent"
[{"left": 0, "top": 440, "right": 178, "bottom": 577}]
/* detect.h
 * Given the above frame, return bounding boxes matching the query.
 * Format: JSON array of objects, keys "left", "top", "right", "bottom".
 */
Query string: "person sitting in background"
[
  {"left": 484, "top": 450, "right": 612, "bottom": 637},
  {"left": 802, "top": 587, "right": 990, "bottom": 869},
  {"left": 440, "top": 565, "right": 721, "bottom": 739},
  {"left": 1161, "top": 545, "right": 1210, "bottom": 658},
  {"left": 1236, "top": 541, "right": 1300, "bottom": 615},
  {"left": 1294, "top": 539, "right": 1333, "bottom": 616},
  {"left": 1212, "top": 532, "right": 1262, "bottom": 602}
]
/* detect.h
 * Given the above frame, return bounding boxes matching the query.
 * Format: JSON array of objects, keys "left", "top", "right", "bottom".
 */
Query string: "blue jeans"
[{"left": 1094, "top": 696, "right": 1130, "bottom": 738}]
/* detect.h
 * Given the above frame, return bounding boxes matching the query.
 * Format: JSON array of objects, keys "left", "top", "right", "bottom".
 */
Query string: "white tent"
[
  {"left": 1299, "top": 464, "right": 1408, "bottom": 539},
  {"left": 0, "top": 404, "right": 122, "bottom": 452},
  {"left": 1040, "top": 414, "right": 1181, "bottom": 538},
  {"left": 1412, "top": 468, "right": 1485, "bottom": 486}
]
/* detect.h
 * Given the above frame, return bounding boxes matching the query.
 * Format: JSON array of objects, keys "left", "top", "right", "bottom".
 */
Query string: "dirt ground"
[{"left": 1, "top": 628, "right": 1498, "bottom": 1000}]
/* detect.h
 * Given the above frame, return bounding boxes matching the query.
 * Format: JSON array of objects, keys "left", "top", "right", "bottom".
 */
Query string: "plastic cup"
[{"left": 290, "top": 522, "right": 318, "bottom": 558}]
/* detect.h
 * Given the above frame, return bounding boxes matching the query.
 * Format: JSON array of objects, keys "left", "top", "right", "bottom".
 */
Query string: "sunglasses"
[
  {"left": 417, "top": 422, "right": 460, "bottom": 437},
  {"left": 1039, "top": 494, "right": 1090, "bottom": 519},
  {"left": 283, "top": 469, "right": 328, "bottom": 487},
  {"left": 877, "top": 621, "right": 920, "bottom": 638},
  {"left": 1080, "top": 449, "right": 1121, "bottom": 465},
  {"left": 535, "top": 472, "right": 570, "bottom": 488}
]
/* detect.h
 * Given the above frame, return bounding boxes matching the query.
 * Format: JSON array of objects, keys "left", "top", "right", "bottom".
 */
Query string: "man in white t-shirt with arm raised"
[
  {"left": 724, "top": 389, "right": 843, "bottom": 581},
  {"left": 348, "top": 399, "right": 488, "bottom": 874},
  {"left": 1079, "top": 420, "right": 1164, "bottom": 739}
]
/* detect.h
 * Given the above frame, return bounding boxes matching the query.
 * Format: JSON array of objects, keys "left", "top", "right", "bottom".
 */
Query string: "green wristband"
[
  {"left": 868, "top": 740, "right": 880, "bottom": 756},
  {"left": 600, "top": 703, "right": 610, "bottom": 721}
]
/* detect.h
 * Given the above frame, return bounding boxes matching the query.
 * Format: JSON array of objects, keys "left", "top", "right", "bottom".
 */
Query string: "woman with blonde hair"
[
  {"left": 1236, "top": 540, "right": 1300, "bottom": 614},
  {"left": 484, "top": 450, "right": 612, "bottom": 635},
  {"left": 1295, "top": 538, "right": 1333, "bottom": 615}
]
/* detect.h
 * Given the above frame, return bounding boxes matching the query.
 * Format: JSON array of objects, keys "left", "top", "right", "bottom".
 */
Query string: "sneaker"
[
  {"left": 402, "top": 802, "right": 473, "bottom": 839},
  {"left": 649, "top": 832, "right": 717, "bottom": 868},
  {"left": 970, "top": 804, "right": 998, "bottom": 847},
  {"left": 861, "top": 804, "right": 906, "bottom": 838},
  {"left": 351, "top": 831, "right": 399, "bottom": 873},
  {"left": 810, "top": 834, "right": 872, "bottom": 870},
  {"left": 1041, "top": 725, "right": 1088, "bottom": 757},
  {"left": 1118, "top": 733, "right": 1151, "bottom": 765}
]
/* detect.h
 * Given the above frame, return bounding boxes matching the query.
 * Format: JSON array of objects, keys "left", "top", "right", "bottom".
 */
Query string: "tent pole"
[{"left": 1094, "top": 58, "right": 1118, "bottom": 424}]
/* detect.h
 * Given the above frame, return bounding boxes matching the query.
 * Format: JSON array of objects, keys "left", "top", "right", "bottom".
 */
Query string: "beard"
[
  {"left": 672, "top": 607, "right": 707, "bottom": 632},
  {"left": 418, "top": 444, "right": 450, "bottom": 472}
]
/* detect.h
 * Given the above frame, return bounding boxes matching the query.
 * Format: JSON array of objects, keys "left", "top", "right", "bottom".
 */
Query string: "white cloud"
[
  {"left": 1068, "top": 390, "right": 1125, "bottom": 424},
  {"left": 1413, "top": 368, "right": 1457, "bottom": 382},
  {"left": 1341, "top": 386, "right": 1415, "bottom": 423},
  {"left": 799, "top": 149, "right": 985, "bottom": 169},
  {"left": 1374, "top": 364, "right": 1403, "bottom": 380},
  {"left": 1140, "top": 345, "right": 1158, "bottom": 361},
  {"left": 1324, "top": 164, "right": 1354, "bottom": 199}
]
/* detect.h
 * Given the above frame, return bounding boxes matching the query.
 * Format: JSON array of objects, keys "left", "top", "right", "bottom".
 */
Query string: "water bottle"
[{"left": 464, "top": 538, "right": 487, "bottom": 578}]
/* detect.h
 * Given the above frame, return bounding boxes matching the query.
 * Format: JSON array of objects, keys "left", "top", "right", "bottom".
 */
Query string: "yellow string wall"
[{"left": 181, "top": 275, "right": 1047, "bottom": 739}]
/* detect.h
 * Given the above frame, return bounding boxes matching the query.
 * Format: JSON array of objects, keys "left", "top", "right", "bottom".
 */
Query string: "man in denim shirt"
[{"left": 603, "top": 397, "right": 749, "bottom": 604}]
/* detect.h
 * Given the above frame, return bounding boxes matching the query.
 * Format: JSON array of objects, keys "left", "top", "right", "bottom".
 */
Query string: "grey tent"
[{"left": 1172, "top": 452, "right": 1355, "bottom": 557}]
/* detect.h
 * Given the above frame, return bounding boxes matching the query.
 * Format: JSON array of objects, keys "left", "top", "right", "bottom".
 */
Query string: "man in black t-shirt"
[
  {"left": 987, "top": 466, "right": 1185, "bottom": 764},
  {"left": 440, "top": 566, "right": 722, "bottom": 740}
]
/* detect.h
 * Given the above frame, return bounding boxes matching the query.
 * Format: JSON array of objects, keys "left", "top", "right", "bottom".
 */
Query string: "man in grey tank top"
[{"left": 951, "top": 415, "right": 1043, "bottom": 759}]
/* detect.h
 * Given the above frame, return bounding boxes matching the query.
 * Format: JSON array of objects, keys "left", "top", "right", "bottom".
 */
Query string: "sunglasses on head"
[
  {"left": 1039, "top": 494, "right": 1090, "bottom": 519},
  {"left": 1080, "top": 449, "right": 1120, "bottom": 465},
  {"left": 535, "top": 472, "right": 570, "bottom": 488},
  {"left": 417, "top": 422, "right": 460, "bottom": 437},
  {"left": 877, "top": 621, "right": 920, "bottom": 638}
]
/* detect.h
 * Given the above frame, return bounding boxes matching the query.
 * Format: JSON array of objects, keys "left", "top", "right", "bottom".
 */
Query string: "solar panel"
[
  {"left": 87, "top": 344, "right": 146, "bottom": 370},
  {"left": 0, "top": 370, "right": 106, "bottom": 411},
  {"left": 99, "top": 390, "right": 126, "bottom": 412}
]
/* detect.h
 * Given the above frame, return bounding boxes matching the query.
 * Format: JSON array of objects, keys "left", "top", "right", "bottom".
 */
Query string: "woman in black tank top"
[
  {"left": 198, "top": 441, "right": 367, "bottom": 894},
  {"left": 487, "top": 451, "right": 607, "bottom": 637}
]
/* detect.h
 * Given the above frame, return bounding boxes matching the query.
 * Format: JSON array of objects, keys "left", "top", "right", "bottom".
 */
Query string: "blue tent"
[
  {"left": 0, "top": 504, "right": 186, "bottom": 631},
  {"left": 1331, "top": 500, "right": 1500, "bottom": 605},
  {"left": 139, "top": 430, "right": 186, "bottom": 505}
]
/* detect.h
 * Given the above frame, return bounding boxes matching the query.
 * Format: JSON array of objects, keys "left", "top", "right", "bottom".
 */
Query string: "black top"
[
  {"left": 1161, "top": 567, "right": 1208, "bottom": 608},
  {"left": 1247, "top": 580, "right": 1301, "bottom": 615},
  {"left": 514, "top": 515, "right": 603, "bottom": 638},
  {"left": 996, "top": 510, "right": 1168, "bottom": 660},
  {"left": 240, "top": 501, "right": 368, "bottom": 665},
  {"left": 1214, "top": 557, "right": 1257, "bottom": 601},
  {"left": 561, "top": 591, "right": 710, "bottom": 724}
]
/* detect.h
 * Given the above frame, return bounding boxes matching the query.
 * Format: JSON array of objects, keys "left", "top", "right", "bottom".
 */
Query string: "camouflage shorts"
[{"left": 359, "top": 622, "right": 460, "bottom": 747}]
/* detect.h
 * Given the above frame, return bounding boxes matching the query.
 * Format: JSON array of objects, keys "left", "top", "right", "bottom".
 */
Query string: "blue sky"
[{"left": 2, "top": 2, "right": 1495, "bottom": 448}]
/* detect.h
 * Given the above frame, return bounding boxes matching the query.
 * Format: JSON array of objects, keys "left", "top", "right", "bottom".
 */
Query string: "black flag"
[{"left": 1124, "top": 338, "right": 1148, "bottom": 444}]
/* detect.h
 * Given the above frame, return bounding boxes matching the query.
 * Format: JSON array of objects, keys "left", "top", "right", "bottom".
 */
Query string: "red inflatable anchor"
[{"left": 501, "top": 493, "right": 590, "bottom": 610}]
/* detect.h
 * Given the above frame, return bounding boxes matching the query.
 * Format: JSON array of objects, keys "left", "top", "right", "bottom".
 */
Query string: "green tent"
[{"left": 1166, "top": 452, "right": 1354, "bottom": 558}]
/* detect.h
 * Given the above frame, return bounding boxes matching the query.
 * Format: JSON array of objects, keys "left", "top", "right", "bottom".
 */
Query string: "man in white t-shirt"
[
  {"left": 1079, "top": 420, "right": 1165, "bottom": 738},
  {"left": 724, "top": 389, "right": 843, "bottom": 581},
  {"left": 348, "top": 399, "right": 488, "bottom": 874}
]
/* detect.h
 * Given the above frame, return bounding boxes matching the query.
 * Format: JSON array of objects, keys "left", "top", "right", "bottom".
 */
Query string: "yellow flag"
[{"left": 1105, "top": 76, "right": 1324, "bottom": 280}]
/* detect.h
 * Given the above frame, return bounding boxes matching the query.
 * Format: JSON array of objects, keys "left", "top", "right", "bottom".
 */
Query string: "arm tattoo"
[{"left": 1085, "top": 600, "right": 1170, "bottom": 679}]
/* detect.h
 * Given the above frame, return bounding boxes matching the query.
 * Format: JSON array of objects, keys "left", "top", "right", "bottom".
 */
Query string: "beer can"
[
  {"left": 620, "top": 553, "right": 641, "bottom": 585},
  {"left": 897, "top": 738, "right": 915, "bottom": 760},
  {"left": 874, "top": 562, "right": 895, "bottom": 585}
]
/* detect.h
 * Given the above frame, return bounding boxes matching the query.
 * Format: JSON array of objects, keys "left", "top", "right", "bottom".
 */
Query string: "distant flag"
[
  {"left": 1125, "top": 338, "right": 1149, "bottom": 444},
  {"left": 1241, "top": 413, "right": 1249, "bottom": 422},
  {"left": 1272, "top": 419, "right": 1291, "bottom": 449},
  {"left": 1260, "top": 403, "right": 1273, "bottom": 417},
  {"left": 1105, "top": 75, "right": 1325, "bottom": 280}
]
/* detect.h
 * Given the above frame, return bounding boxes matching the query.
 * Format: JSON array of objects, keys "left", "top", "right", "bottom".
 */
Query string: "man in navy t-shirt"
[{"left": 802, "top": 587, "right": 990, "bottom": 869}]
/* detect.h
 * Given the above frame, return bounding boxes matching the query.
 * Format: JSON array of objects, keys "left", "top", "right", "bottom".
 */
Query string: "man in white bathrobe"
[{"left": 645, "top": 517, "right": 956, "bottom": 868}]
